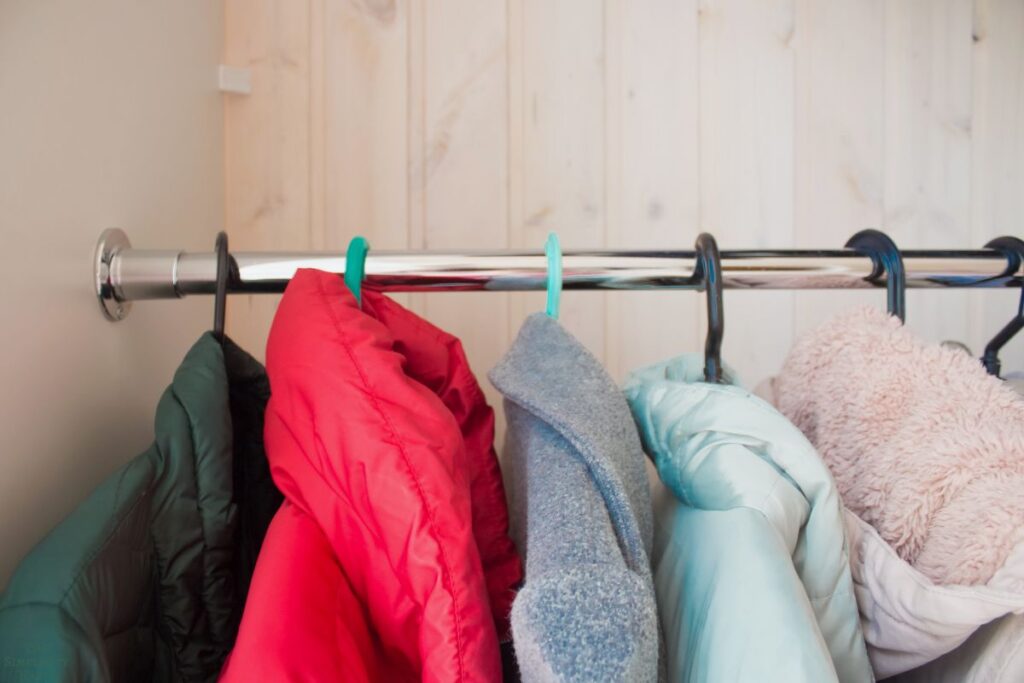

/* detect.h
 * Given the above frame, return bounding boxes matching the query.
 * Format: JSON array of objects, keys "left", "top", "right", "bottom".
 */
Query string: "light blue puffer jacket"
[{"left": 625, "top": 355, "right": 873, "bottom": 683}]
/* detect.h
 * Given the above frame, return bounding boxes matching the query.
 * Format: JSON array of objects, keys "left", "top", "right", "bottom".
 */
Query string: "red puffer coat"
[{"left": 220, "top": 269, "right": 521, "bottom": 682}]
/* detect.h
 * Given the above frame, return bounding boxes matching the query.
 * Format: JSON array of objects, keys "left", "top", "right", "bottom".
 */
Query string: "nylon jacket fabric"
[
  {"left": 222, "top": 500, "right": 381, "bottom": 682},
  {"left": 224, "top": 337, "right": 282, "bottom": 613},
  {"left": 490, "top": 313, "right": 659, "bottom": 682},
  {"left": 625, "top": 355, "right": 873, "bottom": 683},
  {"left": 361, "top": 290, "right": 522, "bottom": 637},
  {"left": 221, "top": 269, "right": 520, "bottom": 683},
  {"left": 890, "top": 614, "right": 1024, "bottom": 683},
  {"left": 838, "top": 507, "right": 1024, "bottom": 678},
  {"left": 0, "top": 334, "right": 276, "bottom": 683}
]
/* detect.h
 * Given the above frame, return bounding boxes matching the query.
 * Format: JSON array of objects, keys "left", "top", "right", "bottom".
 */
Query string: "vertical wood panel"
[
  {"left": 405, "top": 0, "right": 427, "bottom": 319},
  {"left": 418, "top": 0, "right": 509, "bottom": 410},
  {"left": 310, "top": 0, "right": 327, "bottom": 251},
  {"left": 970, "top": 0, "right": 1024, "bottom": 372},
  {"left": 605, "top": 0, "right": 700, "bottom": 382},
  {"left": 324, "top": 0, "right": 409, "bottom": 252},
  {"left": 699, "top": 0, "right": 796, "bottom": 386},
  {"left": 224, "top": 0, "right": 312, "bottom": 359},
  {"left": 223, "top": 0, "right": 1024, "bottom": 386},
  {"left": 514, "top": 0, "right": 607, "bottom": 359},
  {"left": 793, "top": 0, "right": 885, "bottom": 337},
  {"left": 884, "top": 0, "right": 973, "bottom": 343}
]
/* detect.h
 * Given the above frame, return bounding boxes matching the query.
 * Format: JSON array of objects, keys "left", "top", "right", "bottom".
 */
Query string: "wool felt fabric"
[
  {"left": 765, "top": 306, "right": 1024, "bottom": 587},
  {"left": 626, "top": 355, "right": 873, "bottom": 683},
  {"left": 0, "top": 334, "right": 277, "bottom": 683},
  {"left": 490, "top": 313, "right": 659, "bottom": 683}
]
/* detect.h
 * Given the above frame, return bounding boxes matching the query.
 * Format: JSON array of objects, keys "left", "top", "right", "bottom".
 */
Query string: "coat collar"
[
  {"left": 166, "top": 332, "right": 232, "bottom": 450},
  {"left": 489, "top": 313, "right": 653, "bottom": 568}
]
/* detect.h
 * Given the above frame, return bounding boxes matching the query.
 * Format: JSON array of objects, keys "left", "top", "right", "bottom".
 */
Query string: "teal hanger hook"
[
  {"left": 345, "top": 236, "right": 369, "bottom": 306},
  {"left": 545, "top": 232, "right": 562, "bottom": 319}
]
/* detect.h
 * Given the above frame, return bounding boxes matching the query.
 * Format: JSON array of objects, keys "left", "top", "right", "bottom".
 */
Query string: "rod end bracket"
[{"left": 95, "top": 228, "right": 132, "bottom": 321}]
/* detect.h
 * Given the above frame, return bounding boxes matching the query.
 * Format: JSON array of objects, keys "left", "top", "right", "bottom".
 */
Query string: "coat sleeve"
[{"left": 0, "top": 604, "right": 108, "bottom": 682}]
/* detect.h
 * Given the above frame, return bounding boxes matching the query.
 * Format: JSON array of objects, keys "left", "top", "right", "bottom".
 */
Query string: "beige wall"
[
  {"left": 0, "top": 1, "right": 223, "bottom": 587},
  {"left": 225, "top": 0, "right": 1024, "bottom": 405}
]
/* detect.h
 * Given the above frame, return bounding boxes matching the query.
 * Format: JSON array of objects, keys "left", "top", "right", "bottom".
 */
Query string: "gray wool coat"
[{"left": 490, "top": 313, "right": 659, "bottom": 682}]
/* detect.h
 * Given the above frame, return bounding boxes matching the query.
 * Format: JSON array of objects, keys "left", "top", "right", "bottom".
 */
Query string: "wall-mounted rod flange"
[{"left": 95, "top": 228, "right": 132, "bottom": 321}]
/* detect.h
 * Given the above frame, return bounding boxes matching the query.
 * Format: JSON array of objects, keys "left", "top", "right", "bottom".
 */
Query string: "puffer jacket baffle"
[
  {"left": 0, "top": 334, "right": 279, "bottom": 683},
  {"left": 626, "top": 355, "right": 873, "bottom": 683},
  {"left": 221, "top": 269, "right": 522, "bottom": 682}
]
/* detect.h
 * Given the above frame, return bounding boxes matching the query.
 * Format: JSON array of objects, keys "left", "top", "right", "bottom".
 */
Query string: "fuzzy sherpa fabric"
[
  {"left": 490, "top": 313, "right": 659, "bottom": 683},
  {"left": 767, "top": 306, "right": 1024, "bottom": 587}
]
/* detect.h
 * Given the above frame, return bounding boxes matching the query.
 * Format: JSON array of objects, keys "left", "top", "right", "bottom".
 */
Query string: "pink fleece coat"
[{"left": 766, "top": 306, "right": 1024, "bottom": 586}]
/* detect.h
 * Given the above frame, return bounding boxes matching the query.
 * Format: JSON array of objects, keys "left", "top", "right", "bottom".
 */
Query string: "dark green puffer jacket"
[{"left": 0, "top": 334, "right": 280, "bottom": 683}]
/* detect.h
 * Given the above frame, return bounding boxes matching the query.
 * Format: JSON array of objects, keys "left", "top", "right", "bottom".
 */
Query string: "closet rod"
[{"left": 95, "top": 229, "right": 1022, "bottom": 321}]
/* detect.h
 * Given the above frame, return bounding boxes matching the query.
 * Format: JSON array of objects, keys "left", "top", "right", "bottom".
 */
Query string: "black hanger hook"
[
  {"left": 213, "top": 231, "right": 230, "bottom": 342},
  {"left": 694, "top": 233, "right": 724, "bottom": 383},
  {"left": 846, "top": 229, "right": 906, "bottom": 322},
  {"left": 981, "top": 236, "right": 1024, "bottom": 377}
]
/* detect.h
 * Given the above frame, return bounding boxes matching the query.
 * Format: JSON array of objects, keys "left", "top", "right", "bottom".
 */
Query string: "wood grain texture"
[
  {"left": 793, "top": 0, "right": 885, "bottom": 337},
  {"left": 970, "top": 0, "right": 1024, "bottom": 371},
  {"left": 417, "top": 0, "right": 510, "bottom": 413},
  {"left": 699, "top": 0, "right": 796, "bottom": 385},
  {"left": 224, "top": 0, "right": 1024, "bottom": 386},
  {"left": 885, "top": 0, "right": 974, "bottom": 345},
  {"left": 514, "top": 0, "right": 608, "bottom": 359},
  {"left": 224, "top": 0, "right": 312, "bottom": 358},
  {"left": 324, "top": 0, "right": 409, "bottom": 252},
  {"left": 605, "top": 0, "right": 701, "bottom": 382}
]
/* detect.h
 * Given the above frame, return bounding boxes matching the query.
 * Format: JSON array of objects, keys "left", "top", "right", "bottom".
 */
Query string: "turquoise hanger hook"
[
  {"left": 545, "top": 232, "right": 562, "bottom": 319},
  {"left": 344, "top": 236, "right": 369, "bottom": 306}
]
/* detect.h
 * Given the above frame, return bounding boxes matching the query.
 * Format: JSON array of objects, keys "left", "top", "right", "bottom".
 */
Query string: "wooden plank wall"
[{"left": 224, "top": 0, "right": 1024, "bottom": 411}]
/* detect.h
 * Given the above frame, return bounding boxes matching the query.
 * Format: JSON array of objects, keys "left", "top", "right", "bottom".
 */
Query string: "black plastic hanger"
[
  {"left": 981, "top": 236, "right": 1024, "bottom": 377},
  {"left": 213, "top": 231, "right": 230, "bottom": 342},
  {"left": 694, "top": 233, "right": 724, "bottom": 383},
  {"left": 846, "top": 229, "right": 906, "bottom": 322}
]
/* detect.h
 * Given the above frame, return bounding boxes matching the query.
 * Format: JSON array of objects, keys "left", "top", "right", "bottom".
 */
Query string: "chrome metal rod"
[{"left": 94, "top": 229, "right": 1021, "bottom": 321}]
